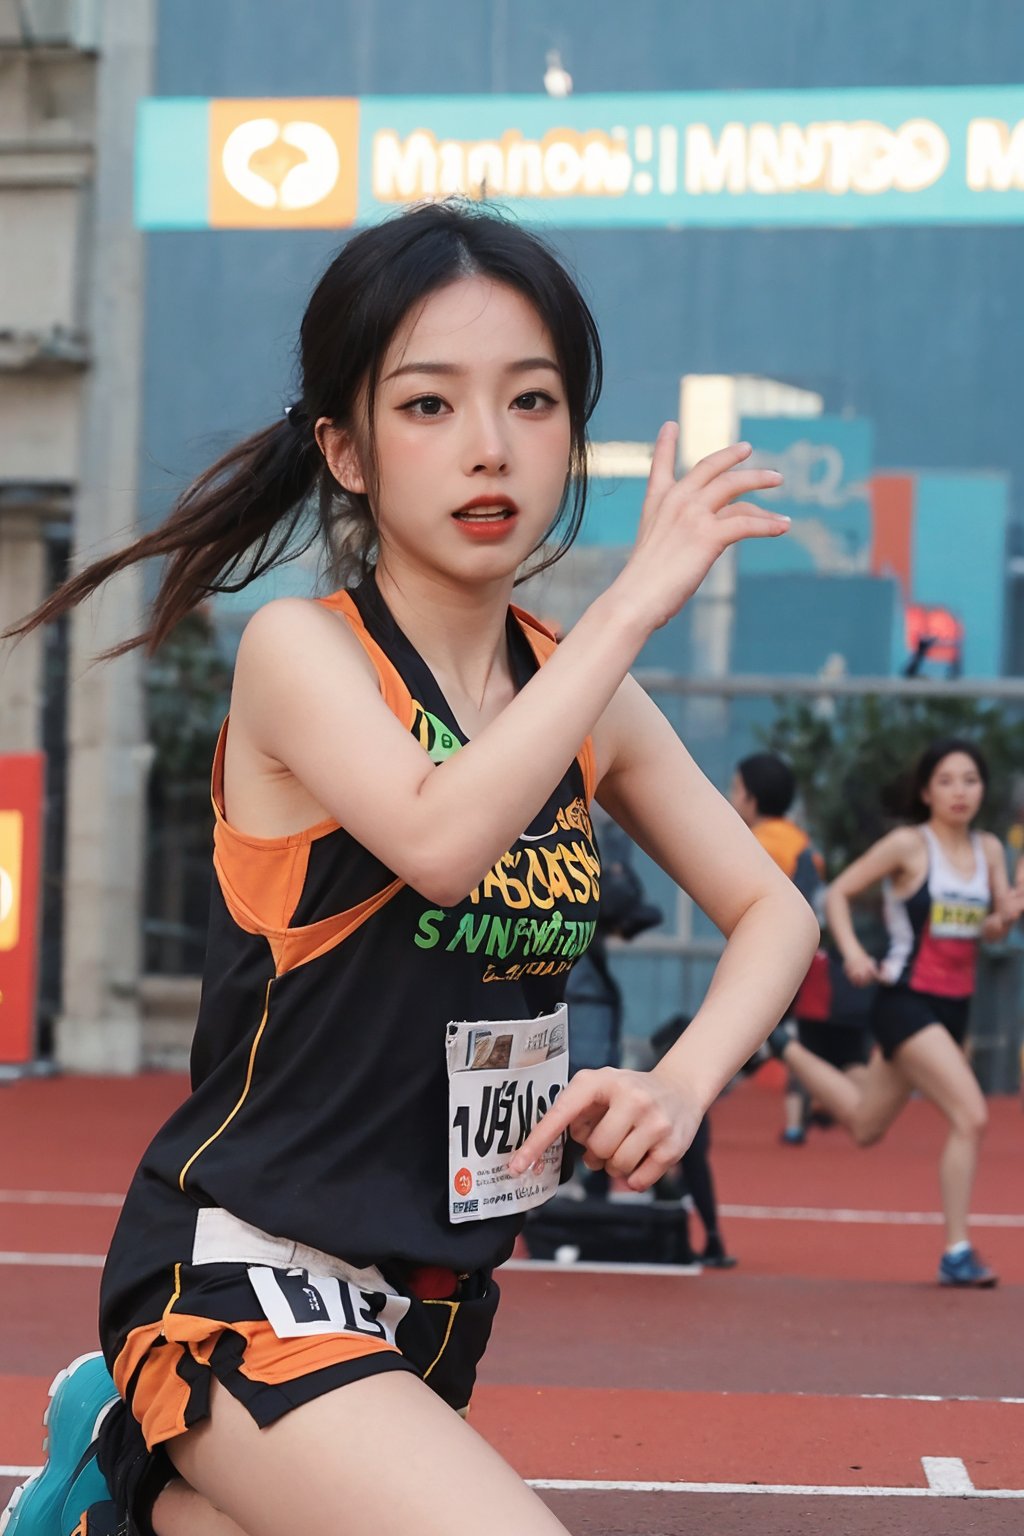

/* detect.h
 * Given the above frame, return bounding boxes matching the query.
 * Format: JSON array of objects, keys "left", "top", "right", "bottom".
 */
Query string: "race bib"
[
  {"left": 930, "top": 898, "right": 987, "bottom": 939},
  {"left": 446, "top": 1005, "right": 569, "bottom": 1224},
  {"left": 248, "top": 1264, "right": 410, "bottom": 1342}
]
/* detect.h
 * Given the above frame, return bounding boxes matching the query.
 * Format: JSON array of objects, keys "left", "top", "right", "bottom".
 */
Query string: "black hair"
[
  {"left": 7, "top": 199, "right": 603, "bottom": 656},
  {"left": 908, "top": 738, "right": 989, "bottom": 821},
  {"left": 737, "top": 752, "right": 796, "bottom": 818}
]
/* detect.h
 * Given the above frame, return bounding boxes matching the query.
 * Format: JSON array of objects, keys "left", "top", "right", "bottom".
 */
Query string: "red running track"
[{"left": 1, "top": 1068, "right": 1022, "bottom": 1533}]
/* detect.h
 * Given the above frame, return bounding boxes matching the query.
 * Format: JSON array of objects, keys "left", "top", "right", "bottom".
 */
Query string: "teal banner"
[{"left": 136, "top": 86, "right": 1024, "bottom": 231}]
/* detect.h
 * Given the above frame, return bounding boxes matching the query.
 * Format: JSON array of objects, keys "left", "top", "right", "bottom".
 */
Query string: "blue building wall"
[
  {"left": 142, "top": 0, "right": 1024, "bottom": 1030},
  {"left": 145, "top": 0, "right": 1024, "bottom": 552}
]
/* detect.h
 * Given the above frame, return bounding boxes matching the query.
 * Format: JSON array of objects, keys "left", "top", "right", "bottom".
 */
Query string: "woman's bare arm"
[
  {"left": 593, "top": 678, "right": 819, "bottom": 1107},
  {"left": 824, "top": 829, "right": 921, "bottom": 982},
  {"left": 510, "top": 679, "right": 819, "bottom": 1190},
  {"left": 980, "top": 832, "right": 1024, "bottom": 940}
]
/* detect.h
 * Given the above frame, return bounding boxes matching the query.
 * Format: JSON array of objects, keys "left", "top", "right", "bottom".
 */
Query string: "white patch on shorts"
[
  {"left": 189, "top": 1207, "right": 411, "bottom": 1343},
  {"left": 248, "top": 1265, "right": 409, "bottom": 1343}
]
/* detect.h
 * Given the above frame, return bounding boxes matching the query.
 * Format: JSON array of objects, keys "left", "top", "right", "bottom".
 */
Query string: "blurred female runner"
[
  {"left": 771, "top": 740, "right": 1022, "bottom": 1286},
  {"left": 2, "top": 200, "right": 815, "bottom": 1536}
]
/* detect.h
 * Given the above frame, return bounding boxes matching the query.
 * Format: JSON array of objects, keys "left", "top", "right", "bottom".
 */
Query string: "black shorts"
[
  {"left": 97, "top": 1213, "right": 499, "bottom": 1535},
  {"left": 796, "top": 1018, "right": 872, "bottom": 1071},
  {"left": 870, "top": 986, "right": 970, "bottom": 1061}
]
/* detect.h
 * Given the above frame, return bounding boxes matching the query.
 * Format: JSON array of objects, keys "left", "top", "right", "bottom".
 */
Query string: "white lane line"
[
  {"left": 3, "top": 1466, "right": 1020, "bottom": 1500},
  {"left": 0, "top": 1191, "right": 122, "bottom": 1208},
  {"left": 0, "top": 1252, "right": 104, "bottom": 1268},
  {"left": 720, "top": 1203, "right": 1024, "bottom": 1228},
  {"left": 922, "top": 1457, "right": 976, "bottom": 1493},
  {"left": 699, "top": 1390, "right": 1024, "bottom": 1407},
  {"left": 859, "top": 1392, "right": 1024, "bottom": 1406},
  {"left": 4, "top": 1189, "right": 1023, "bottom": 1228},
  {"left": 528, "top": 1478, "right": 1024, "bottom": 1499},
  {"left": 503, "top": 1258, "right": 702, "bottom": 1277}
]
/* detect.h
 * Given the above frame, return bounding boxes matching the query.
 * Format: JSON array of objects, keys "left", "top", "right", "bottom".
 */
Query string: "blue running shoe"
[
  {"left": 0, "top": 1353, "right": 117, "bottom": 1536},
  {"left": 938, "top": 1245, "right": 998, "bottom": 1288}
]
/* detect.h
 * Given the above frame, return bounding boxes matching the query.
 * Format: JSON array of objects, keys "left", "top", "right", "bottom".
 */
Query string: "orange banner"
[{"left": 0, "top": 754, "right": 45, "bottom": 1064}]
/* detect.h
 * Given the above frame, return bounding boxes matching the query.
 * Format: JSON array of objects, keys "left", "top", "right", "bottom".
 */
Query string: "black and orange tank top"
[{"left": 123, "top": 578, "right": 600, "bottom": 1274}]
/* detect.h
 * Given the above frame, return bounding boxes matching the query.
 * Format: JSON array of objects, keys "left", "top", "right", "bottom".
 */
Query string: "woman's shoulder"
[
  {"left": 976, "top": 829, "right": 1005, "bottom": 860},
  {"left": 232, "top": 596, "right": 380, "bottom": 709},
  {"left": 237, "top": 595, "right": 370, "bottom": 661},
  {"left": 880, "top": 823, "right": 925, "bottom": 853},
  {"left": 865, "top": 824, "right": 927, "bottom": 874}
]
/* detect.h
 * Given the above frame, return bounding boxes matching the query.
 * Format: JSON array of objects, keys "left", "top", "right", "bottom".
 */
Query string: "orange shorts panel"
[{"left": 114, "top": 1313, "right": 398, "bottom": 1450}]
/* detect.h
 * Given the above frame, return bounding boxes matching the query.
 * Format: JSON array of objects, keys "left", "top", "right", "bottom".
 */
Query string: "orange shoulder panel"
[
  {"left": 510, "top": 605, "right": 597, "bottom": 805},
  {"left": 205, "top": 585, "right": 419, "bottom": 967},
  {"left": 317, "top": 588, "right": 415, "bottom": 725},
  {"left": 209, "top": 721, "right": 403, "bottom": 975}
]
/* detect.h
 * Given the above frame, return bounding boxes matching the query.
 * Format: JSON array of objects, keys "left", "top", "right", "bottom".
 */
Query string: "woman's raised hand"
[{"left": 613, "top": 423, "right": 788, "bottom": 632}]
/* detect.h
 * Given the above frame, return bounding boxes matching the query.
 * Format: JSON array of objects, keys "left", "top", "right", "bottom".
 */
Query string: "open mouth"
[{"left": 451, "top": 498, "right": 520, "bottom": 538}]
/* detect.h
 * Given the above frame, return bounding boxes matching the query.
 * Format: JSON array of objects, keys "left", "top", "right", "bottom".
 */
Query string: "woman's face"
[
  {"left": 921, "top": 751, "right": 985, "bottom": 826},
  {"left": 354, "top": 275, "right": 573, "bottom": 586}
]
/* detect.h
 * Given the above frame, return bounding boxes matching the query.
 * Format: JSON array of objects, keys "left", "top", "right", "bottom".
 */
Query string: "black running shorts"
[
  {"left": 870, "top": 985, "right": 970, "bottom": 1060},
  {"left": 796, "top": 1019, "right": 872, "bottom": 1071},
  {"left": 97, "top": 1219, "right": 499, "bottom": 1536}
]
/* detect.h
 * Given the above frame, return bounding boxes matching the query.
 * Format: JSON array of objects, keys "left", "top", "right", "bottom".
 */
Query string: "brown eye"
[{"left": 403, "top": 395, "right": 448, "bottom": 417}]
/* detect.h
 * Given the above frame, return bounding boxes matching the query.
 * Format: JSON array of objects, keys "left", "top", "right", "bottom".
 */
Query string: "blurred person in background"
[
  {"left": 730, "top": 753, "right": 868, "bottom": 1145},
  {"left": 2, "top": 200, "right": 814, "bottom": 1536},
  {"left": 768, "top": 739, "right": 1024, "bottom": 1287}
]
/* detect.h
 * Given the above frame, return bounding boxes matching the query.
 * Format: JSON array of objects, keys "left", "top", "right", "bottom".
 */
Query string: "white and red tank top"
[{"left": 879, "top": 825, "right": 990, "bottom": 998}]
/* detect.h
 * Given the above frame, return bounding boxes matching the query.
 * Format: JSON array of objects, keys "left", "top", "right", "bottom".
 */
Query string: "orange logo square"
[{"left": 209, "top": 98, "right": 360, "bottom": 228}]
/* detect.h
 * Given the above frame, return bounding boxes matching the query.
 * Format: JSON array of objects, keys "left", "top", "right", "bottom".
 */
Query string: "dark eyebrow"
[{"left": 382, "top": 357, "right": 562, "bottom": 383}]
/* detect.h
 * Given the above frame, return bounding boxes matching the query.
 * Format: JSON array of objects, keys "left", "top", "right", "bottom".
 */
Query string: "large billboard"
[{"left": 137, "top": 87, "right": 1024, "bottom": 231}]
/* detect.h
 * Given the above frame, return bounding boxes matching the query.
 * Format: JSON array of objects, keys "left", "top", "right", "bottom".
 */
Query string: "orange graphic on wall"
[
  {"left": 0, "top": 754, "right": 44, "bottom": 1064},
  {"left": 209, "top": 98, "right": 360, "bottom": 228},
  {"left": 0, "top": 811, "right": 22, "bottom": 953}
]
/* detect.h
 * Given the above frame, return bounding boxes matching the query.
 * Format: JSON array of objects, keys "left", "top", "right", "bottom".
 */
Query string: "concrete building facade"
[{"left": 0, "top": 0, "right": 153, "bottom": 1071}]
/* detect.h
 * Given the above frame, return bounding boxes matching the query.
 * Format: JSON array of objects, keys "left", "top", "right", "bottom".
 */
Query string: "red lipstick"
[{"left": 451, "top": 494, "right": 520, "bottom": 541}]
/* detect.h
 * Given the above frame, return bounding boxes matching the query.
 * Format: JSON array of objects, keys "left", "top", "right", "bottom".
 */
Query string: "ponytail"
[{"left": 4, "top": 414, "right": 327, "bottom": 658}]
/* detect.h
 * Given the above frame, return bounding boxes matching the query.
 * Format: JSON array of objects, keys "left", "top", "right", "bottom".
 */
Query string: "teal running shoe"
[{"left": 0, "top": 1354, "right": 117, "bottom": 1536}]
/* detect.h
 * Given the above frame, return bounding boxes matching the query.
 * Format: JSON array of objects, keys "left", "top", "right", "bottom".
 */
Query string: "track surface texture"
[{"left": 1, "top": 1066, "right": 1021, "bottom": 1534}]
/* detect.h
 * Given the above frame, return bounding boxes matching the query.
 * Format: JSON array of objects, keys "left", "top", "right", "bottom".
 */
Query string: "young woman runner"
[
  {"left": 770, "top": 739, "right": 1022, "bottom": 1287},
  {"left": 2, "top": 200, "right": 817, "bottom": 1536}
]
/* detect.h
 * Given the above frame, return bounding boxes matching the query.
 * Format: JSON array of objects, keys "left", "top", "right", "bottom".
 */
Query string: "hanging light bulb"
[{"left": 544, "top": 49, "right": 573, "bottom": 98}]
